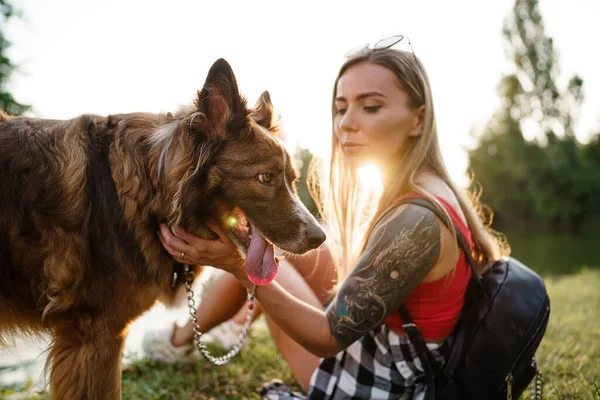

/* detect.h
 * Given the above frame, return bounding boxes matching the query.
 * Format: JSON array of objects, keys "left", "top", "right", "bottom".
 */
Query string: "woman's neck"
[{"left": 377, "top": 161, "right": 401, "bottom": 189}]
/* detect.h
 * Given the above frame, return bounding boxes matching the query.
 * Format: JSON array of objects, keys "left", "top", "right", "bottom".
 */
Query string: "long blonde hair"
[{"left": 309, "top": 48, "right": 508, "bottom": 280}]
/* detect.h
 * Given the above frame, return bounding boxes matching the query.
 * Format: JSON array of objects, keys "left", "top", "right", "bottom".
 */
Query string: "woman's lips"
[{"left": 342, "top": 143, "right": 366, "bottom": 154}]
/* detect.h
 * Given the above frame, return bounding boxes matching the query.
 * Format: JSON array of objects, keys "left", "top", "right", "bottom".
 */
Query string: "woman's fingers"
[
  {"left": 207, "top": 219, "right": 228, "bottom": 240},
  {"left": 158, "top": 230, "right": 178, "bottom": 258},
  {"left": 157, "top": 222, "right": 242, "bottom": 271},
  {"left": 159, "top": 224, "right": 188, "bottom": 249},
  {"left": 172, "top": 225, "right": 195, "bottom": 243},
  {"left": 158, "top": 229, "right": 183, "bottom": 260},
  {"left": 158, "top": 224, "right": 197, "bottom": 261}
]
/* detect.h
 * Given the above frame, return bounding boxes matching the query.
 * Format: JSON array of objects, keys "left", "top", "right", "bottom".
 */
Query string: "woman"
[{"left": 156, "top": 44, "right": 505, "bottom": 399}]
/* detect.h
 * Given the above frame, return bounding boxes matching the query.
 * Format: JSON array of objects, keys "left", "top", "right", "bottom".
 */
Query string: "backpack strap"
[
  {"left": 397, "top": 306, "right": 440, "bottom": 400},
  {"left": 393, "top": 196, "right": 478, "bottom": 395}
]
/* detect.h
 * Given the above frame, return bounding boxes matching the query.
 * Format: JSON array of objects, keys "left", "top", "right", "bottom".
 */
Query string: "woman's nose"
[{"left": 340, "top": 110, "right": 358, "bottom": 133}]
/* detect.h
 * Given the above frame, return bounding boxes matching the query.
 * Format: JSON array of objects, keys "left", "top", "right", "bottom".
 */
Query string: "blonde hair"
[{"left": 309, "top": 48, "right": 508, "bottom": 280}]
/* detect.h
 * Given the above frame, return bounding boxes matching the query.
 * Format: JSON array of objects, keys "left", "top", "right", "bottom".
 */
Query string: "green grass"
[
  {"left": 119, "top": 323, "right": 302, "bottom": 400},
  {"left": 531, "top": 268, "right": 600, "bottom": 399},
  {"left": 2, "top": 269, "right": 599, "bottom": 399}
]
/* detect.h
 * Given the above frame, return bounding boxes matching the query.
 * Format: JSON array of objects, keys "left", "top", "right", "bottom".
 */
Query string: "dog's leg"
[{"left": 47, "top": 320, "right": 125, "bottom": 400}]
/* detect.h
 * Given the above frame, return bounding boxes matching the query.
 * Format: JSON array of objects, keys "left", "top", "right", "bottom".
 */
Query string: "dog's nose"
[{"left": 307, "top": 224, "right": 326, "bottom": 249}]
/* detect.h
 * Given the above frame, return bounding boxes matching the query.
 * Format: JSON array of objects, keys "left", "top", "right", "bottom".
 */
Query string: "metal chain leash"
[
  {"left": 530, "top": 356, "right": 543, "bottom": 400},
  {"left": 506, "top": 356, "right": 543, "bottom": 400},
  {"left": 181, "top": 265, "right": 256, "bottom": 365}
]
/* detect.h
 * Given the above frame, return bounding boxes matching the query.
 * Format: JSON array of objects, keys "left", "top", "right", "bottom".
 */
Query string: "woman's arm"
[
  {"left": 234, "top": 266, "right": 345, "bottom": 358},
  {"left": 325, "top": 204, "right": 441, "bottom": 347},
  {"left": 159, "top": 204, "right": 442, "bottom": 356}
]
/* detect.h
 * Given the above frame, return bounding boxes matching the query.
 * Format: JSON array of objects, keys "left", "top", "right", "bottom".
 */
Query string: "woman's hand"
[{"left": 158, "top": 221, "right": 245, "bottom": 275}]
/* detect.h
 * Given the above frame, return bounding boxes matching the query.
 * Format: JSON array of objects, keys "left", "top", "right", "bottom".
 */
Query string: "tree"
[
  {"left": 467, "top": 0, "right": 598, "bottom": 232},
  {"left": 294, "top": 147, "right": 320, "bottom": 218},
  {"left": 0, "top": 0, "right": 30, "bottom": 115},
  {"left": 501, "top": 0, "right": 584, "bottom": 140},
  {"left": 581, "top": 130, "right": 600, "bottom": 227}
]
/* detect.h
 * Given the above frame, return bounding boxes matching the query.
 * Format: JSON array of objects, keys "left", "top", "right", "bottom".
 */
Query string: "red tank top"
[{"left": 383, "top": 194, "right": 472, "bottom": 339}]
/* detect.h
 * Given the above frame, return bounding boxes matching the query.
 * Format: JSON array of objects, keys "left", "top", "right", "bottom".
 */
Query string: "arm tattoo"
[{"left": 326, "top": 204, "right": 441, "bottom": 347}]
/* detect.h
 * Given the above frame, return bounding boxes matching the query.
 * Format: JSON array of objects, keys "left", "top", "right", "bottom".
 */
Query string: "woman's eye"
[
  {"left": 335, "top": 107, "right": 347, "bottom": 115},
  {"left": 363, "top": 105, "right": 381, "bottom": 113},
  {"left": 258, "top": 173, "right": 273, "bottom": 184}
]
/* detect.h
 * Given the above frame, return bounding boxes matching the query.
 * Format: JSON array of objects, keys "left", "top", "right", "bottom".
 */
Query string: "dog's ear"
[
  {"left": 252, "top": 90, "right": 281, "bottom": 136},
  {"left": 192, "top": 58, "right": 249, "bottom": 140}
]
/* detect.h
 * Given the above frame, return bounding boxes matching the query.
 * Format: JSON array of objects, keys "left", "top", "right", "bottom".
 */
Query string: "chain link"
[
  {"left": 182, "top": 267, "right": 256, "bottom": 365},
  {"left": 530, "top": 356, "right": 543, "bottom": 400}
]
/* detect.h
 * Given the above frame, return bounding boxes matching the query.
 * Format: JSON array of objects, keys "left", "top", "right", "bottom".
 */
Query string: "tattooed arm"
[
  {"left": 220, "top": 203, "right": 441, "bottom": 358},
  {"left": 326, "top": 204, "right": 442, "bottom": 347}
]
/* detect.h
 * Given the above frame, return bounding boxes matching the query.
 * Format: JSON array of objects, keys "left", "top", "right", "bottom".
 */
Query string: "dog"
[{"left": 0, "top": 58, "right": 326, "bottom": 399}]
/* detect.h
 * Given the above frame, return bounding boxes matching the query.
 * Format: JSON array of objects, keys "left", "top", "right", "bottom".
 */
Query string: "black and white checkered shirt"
[{"left": 307, "top": 323, "right": 449, "bottom": 399}]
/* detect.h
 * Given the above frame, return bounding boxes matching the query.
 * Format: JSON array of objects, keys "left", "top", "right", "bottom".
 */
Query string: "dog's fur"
[{"left": 0, "top": 59, "right": 325, "bottom": 399}]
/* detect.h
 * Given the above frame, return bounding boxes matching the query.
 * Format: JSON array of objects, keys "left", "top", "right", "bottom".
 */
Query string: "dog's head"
[{"left": 174, "top": 59, "right": 325, "bottom": 285}]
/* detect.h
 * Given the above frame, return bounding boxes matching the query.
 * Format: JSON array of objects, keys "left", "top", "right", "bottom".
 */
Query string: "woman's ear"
[{"left": 410, "top": 105, "right": 426, "bottom": 137}]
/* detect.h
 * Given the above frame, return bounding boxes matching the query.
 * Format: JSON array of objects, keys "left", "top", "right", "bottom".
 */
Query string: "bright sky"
[{"left": 5, "top": 0, "right": 600, "bottom": 187}]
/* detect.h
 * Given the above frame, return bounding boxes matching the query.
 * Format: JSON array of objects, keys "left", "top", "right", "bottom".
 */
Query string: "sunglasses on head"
[{"left": 343, "top": 34, "right": 416, "bottom": 58}]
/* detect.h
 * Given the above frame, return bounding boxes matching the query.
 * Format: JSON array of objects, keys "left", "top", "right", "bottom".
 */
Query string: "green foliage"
[
  {"left": 582, "top": 134, "right": 600, "bottom": 220},
  {"left": 294, "top": 147, "right": 321, "bottom": 219},
  {"left": 0, "top": 0, "right": 30, "bottom": 115},
  {"left": 467, "top": 0, "right": 600, "bottom": 232}
]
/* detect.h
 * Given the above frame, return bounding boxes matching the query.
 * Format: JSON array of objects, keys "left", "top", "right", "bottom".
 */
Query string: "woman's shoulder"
[
  {"left": 368, "top": 192, "right": 448, "bottom": 283},
  {"left": 414, "top": 173, "right": 467, "bottom": 224},
  {"left": 409, "top": 173, "right": 467, "bottom": 281}
]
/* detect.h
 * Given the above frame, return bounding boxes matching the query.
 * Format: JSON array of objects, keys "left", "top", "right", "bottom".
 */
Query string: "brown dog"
[{"left": 0, "top": 58, "right": 325, "bottom": 399}]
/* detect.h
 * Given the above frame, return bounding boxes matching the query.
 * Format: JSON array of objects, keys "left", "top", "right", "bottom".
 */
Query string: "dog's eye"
[{"left": 258, "top": 173, "right": 273, "bottom": 184}]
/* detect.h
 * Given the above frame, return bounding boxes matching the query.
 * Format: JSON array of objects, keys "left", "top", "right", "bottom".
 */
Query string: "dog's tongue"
[{"left": 245, "top": 222, "right": 278, "bottom": 285}]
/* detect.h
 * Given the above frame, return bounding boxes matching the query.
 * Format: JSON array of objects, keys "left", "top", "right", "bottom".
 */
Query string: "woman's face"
[{"left": 334, "top": 62, "right": 422, "bottom": 168}]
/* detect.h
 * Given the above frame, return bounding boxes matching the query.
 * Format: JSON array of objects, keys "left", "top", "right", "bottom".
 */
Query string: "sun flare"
[{"left": 357, "top": 164, "right": 383, "bottom": 193}]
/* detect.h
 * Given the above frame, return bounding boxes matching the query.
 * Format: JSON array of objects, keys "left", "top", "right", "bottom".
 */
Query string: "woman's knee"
[{"left": 287, "top": 244, "right": 338, "bottom": 305}]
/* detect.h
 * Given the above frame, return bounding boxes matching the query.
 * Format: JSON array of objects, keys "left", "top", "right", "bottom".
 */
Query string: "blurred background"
[{"left": 1, "top": 0, "right": 599, "bottom": 397}]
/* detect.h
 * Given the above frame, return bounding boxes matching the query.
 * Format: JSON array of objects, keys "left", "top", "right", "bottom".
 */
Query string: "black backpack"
[{"left": 397, "top": 197, "right": 550, "bottom": 400}]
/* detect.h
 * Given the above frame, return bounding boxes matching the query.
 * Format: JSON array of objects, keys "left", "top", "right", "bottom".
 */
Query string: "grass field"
[{"left": 2, "top": 269, "right": 599, "bottom": 400}]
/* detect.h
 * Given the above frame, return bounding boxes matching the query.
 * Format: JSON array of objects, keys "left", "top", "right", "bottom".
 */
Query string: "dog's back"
[
  {"left": 0, "top": 115, "right": 84, "bottom": 327},
  {"left": 0, "top": 112, "right": 173, "bottom": 398},
  {"left": 0, "top": 114, "right": 151, "bottom": 338}
]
